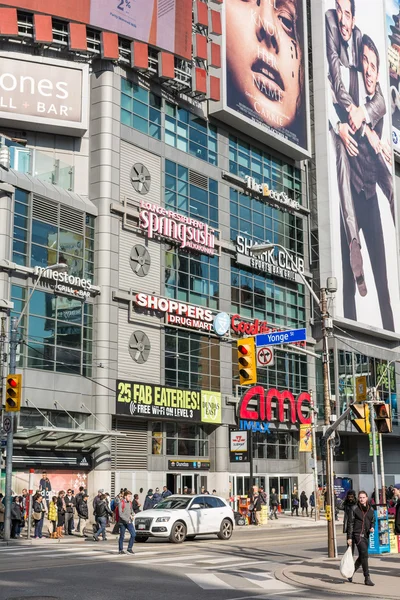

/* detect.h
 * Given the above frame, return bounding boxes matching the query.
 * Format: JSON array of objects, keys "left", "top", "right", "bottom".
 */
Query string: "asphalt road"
[{"left": 0, "top": 526, "right": 366, "bottom": 600}]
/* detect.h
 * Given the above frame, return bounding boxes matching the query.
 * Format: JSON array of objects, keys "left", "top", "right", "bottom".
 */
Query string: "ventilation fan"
[
  {"left": 129, "top": 331, "right": 151, "bottom": 364},
  {"left": 130, "top": 163, "right": 151, "bottom": 195},
  {"left": 130, "top": 244, "right": 151, "bottom": 277}
]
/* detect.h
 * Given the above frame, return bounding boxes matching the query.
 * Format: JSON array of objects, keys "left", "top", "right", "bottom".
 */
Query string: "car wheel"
[
  {"left": 185, "top": 535, "right": 196, "bottom": 541},
  {"left": 217, "top": 519, "right": 233, "bottom": 540},
  {"left": 169, "top": 521, "right": 187, "bottom": 544},
  {"left": 135, "top": 536, "right": 149, "bottom": 543}
]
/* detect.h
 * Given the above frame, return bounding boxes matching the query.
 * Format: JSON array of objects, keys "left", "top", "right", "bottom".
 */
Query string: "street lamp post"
[
  {"left": 3, "top": 262, "right": 67, "bottom": 541},
  {"left": 251, "top": 242, "right": 336, "bottom": 557}
]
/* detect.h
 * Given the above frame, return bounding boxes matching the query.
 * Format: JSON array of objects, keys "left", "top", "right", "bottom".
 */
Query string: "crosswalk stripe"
[
  {"left": 133, "top": 553, "right": 210, "bottom": 564},
  {"left": 186, "top": 573, "right": 234, "bottom": 590},
  {"left": 203, "top": 559, "right": 265, "bottom": 570},
  {"left": 200, "top": 556, "right": 242, "bottom": 565},
  {"left": 241, "top": 573, "right": 296, "bottom": 591}
]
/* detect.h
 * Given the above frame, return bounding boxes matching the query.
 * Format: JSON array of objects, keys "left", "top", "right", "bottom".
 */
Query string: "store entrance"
[{"left": 166, "top": 473, "right": 207, "bottom": 494}]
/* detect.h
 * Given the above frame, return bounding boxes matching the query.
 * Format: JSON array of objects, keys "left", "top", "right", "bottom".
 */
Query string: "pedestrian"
[
  {"left": 132, "top": 494, "right": 141, "bottom": 514},
  {"left": 212, "top": 489, "right": 217, "bottom": 495},
  {"left": 11, "top": 496, "right": 23, "bottom": 539},
  {"left": 291, "top": 490, "right": 299, "bottom": 516},
  {"left": 393, "top": 484, "right": 400, "bottom": 534},
  {"left": 347, "top": 490, "right": 375, "bottom": 586},
  {"left": 143, "top": 489, "right": 155, "bottom": 510},
  {"left": 152, "top": 488, "right": 162, "bottom": 504},
  {"left": 115, "top": 490, "right": 136, "bottom": 555},
  {"left": 259, "top": 486, "right": 267, "bottom": 504},
  {"left": 77, "top": 493, "right": 89, "bottom": 537},
  {"left": 0, "top": 493, "right": 4, "bottom": 535},
  {"left": 300, "top": 491, "right": 309, "bottom": 517},
  {"left": 64, "top": 489, "right": 75, "bottom": 535},
  {"left": 56, "top": 490, "right": 66, "bottom": 539},
  {"left": 342, "top": 489, "right": 357, "bottom": 534},
  {"left": 33, "top": 493, "right": 46, "bottom": 539},
  {"left": 250, "top": 489, "right": 263, "bottom": 526},
  {"left": 93, "top": 494, "right": 112, "bottom": 542},
  {"left": 270, "top": 487, "right": 279, "bottom": 519},
  {"left": 309, "top": 491, "right": 315, "bottom": 518},
  {"left": 183, "top": 486, "right": 189, "bottom": 495},
  {"left": 161, "top": 486, "right": 172, "bottom": 499},
  {"left": 48, "top": 495, "right": 58, "bottom": 538},
  {"left": 93, "top": 488, "right": 104, "bottom": 511}
]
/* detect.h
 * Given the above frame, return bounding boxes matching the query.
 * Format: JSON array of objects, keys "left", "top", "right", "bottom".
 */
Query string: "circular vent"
[
  {"left": 130, "top": 244, "right": 151, "bottom": 277},
  {"left": 129, "top": 331, "right": 151, "bottom": 364},
  {"left": 130, "top": 163, "right": 151, "bottom": 195}
]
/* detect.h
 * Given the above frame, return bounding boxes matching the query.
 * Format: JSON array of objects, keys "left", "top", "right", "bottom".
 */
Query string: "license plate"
[{"left": 137, "top": 524, "right": 146, "bottom": 530}]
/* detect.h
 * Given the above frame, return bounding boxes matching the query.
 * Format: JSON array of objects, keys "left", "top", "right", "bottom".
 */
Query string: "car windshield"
[{"left": 152, "top": 497, "right": 191, "bottom": 510}]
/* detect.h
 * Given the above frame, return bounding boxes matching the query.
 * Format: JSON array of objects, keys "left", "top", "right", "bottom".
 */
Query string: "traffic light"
[
  {"left": 237, "top": 337, "right": 257, "bottom": 385},
  {"left": 350, "top": 402, "right": 370, "bottom": 434},
  {"left": 374, "top": 403, "right": 392, "bottom": 433},
  {"left": 5, "top": 374, "right": 22, "bottom": 412}
]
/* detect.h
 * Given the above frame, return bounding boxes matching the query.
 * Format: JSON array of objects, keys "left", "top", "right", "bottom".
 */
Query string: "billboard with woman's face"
[{"left": 215, "top": 0, "right": 309, "bottom": 159}]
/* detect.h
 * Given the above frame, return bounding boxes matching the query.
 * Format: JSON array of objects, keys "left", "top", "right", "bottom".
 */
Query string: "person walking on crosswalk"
[{"left": 115, "top": 490, "right": 136, "bottom": 555}]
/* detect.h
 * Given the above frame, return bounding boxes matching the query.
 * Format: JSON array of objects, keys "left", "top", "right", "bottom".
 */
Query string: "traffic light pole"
[
  {"left": 320, "top": 288, "right": 335, "bottom": 558},
  {"left": 3, "top": 316, "right": 17, "bottom": 541}
]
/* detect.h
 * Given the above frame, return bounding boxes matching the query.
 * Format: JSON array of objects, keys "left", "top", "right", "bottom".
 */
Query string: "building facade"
[{"left": 0, "top": 0, "right": 399, "bottom": 509}]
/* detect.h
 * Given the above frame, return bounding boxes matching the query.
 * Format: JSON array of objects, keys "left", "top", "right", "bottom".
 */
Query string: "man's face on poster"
[
  {"left": 362, "top": 44, "right": 379, "bottom": 96},
  {"left": 336, "top": 0, "right": 354, "bottom": 42},
  {"left": 226, "top": 0, "right": 303, "bottom": 130}
]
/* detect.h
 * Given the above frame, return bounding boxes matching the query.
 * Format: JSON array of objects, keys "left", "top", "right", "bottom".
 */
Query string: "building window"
[
  {"left": 229, "top": 135, "right": 303, "bottom": 205},
  {"left": 121, "top": 78, "right": 161, "bottom": 139},
  {"left": 253, "top": 431, "right": 299, "bottom": 460},
  {"left": 165, "top": 103, "right": 217, "bottom": 165},
  {"left": 166, "top": 423, "right": 208, "bottom": 457},
  {"left": 12, "top": 189, "right": 95, "bottom": 282},
  {"left": 165, "top": 249, "right": 219, "bottom": 309},
  {"left": 231, "top": 266, "right": 305, "bottom": 328},
  {"left": 230, "top": 188, "right": 304, "bottom": 256},
  {"left": 165, "top": 160, "right": 218, "bottom": 229},
  {"left": 10, "top": 285, "right": 93, "bottom": 377},
  {"left": 165, "top": 329, "right": 220, "bottom": 392}
]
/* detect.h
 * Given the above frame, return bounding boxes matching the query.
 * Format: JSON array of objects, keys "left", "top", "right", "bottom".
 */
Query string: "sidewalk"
[{"left": 275, "top": 554, "right": 400, "bottom": 599}]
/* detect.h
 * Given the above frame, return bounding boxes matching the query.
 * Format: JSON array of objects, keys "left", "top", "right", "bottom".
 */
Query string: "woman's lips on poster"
[{"left": 251, "top": 58, "right": 285, "bottom": 96}]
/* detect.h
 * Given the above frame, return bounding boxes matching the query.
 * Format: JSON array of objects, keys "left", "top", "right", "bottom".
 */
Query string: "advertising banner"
[
  {"left": 90, "top": 0, "right": 192, "bottom": 59},
  {"left": 299, "top": 424, "right": 312, "bottom": 452},
  {"left": 218, "top": 0, "right": 310, "bottom": 158},
  {"left": 387, "top": 0, "right": 400, "bottom": 154},
  {"left": 0, "top": 54, "right": 87, "bottom": 136},
  {"left": 314, "top": 1, "right": 400, "bottom": 333},
  {"left": 116, "top": 380, "right": 222, "bottom": 424}
]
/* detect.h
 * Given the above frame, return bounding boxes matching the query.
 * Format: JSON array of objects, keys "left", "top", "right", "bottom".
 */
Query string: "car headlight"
[{"left": 156, "top": 517, "right": 171, "bottom": 522}]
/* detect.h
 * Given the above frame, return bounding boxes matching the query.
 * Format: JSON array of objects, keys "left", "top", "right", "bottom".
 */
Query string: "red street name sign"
[{"left": 239, "top": 386, "right": 311, "bottom": 425}]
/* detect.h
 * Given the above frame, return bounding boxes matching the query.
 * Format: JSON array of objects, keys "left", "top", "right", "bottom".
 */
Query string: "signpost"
[
  {"left": 255, "top": 328, "right": 307, "bottom": 347},
  {"left": 229, "top": 430, "right": 249, "bottom": 463},
  {"left": 2, "top": 416, "right": 12, "bottom": 434},
  {"left": 256, "top": 347, "right": 274, "bottom": 367}
]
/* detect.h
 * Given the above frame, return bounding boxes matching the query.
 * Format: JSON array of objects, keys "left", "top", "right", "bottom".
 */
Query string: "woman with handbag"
[
  {"left": 33, "top": 493, "right": 46, "bottom": 539},
  {"left": 56, "top": 490, "right": 66, "bottom": 539}
]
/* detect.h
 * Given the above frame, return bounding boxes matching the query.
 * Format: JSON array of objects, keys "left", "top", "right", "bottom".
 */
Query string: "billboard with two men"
[{"left": 313, "top": 0, "right": 400, "bottom": 334}]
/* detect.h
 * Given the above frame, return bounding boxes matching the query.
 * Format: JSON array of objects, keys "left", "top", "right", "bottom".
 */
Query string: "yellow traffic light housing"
[
  {"left": 237, "top": 337, "right": 257, "bottom": 386},
  {"left": 5, "top": 374, "right": 22, "bottom": 412},
  {"left": 374, "top": 403, "right": 392, "bottom": 434},
  {"left": 350, "top": 402, "right": 370, "bottom": 434}
]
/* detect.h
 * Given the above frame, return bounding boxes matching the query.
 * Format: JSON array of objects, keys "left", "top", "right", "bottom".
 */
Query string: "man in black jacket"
[
  {"left": 270, "top": 488, "right": 279, "bottom": 520},
  {"left": 394, "top": 485, "right": 400, "bottom": 535},
  {"left": 77, "top": 493, "right": 89, "bottom": 537},
  {"left": 64, "top": 489, "right": 76, "bottom": 536},
  {"left": 347, "top": 490, "right": 375, "bottom": 586},
  {"left": 342, "top": 489, "right": 357, "bottom": 533}
]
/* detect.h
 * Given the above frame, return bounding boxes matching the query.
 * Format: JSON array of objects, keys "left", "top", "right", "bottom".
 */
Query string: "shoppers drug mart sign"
[
  {"left": 139, "top": 200, "right": 216, "bottom": 256},
  {"left": 134, "top": 293, "right": 214, "bottom": 332}
]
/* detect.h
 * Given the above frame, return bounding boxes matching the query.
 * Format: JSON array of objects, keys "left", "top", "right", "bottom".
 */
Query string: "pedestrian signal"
[
  {"left": 373, "top": 403, "right": 392, "bottom": 434},
  {"left": 237, "top": 337, "right": 257, "bottom": 386},
  {"left": 350, "top": 402, "right": 370, "bottom": 434},
  {"left": 5, "top": 374, "right": 22, "bottom": 412}
]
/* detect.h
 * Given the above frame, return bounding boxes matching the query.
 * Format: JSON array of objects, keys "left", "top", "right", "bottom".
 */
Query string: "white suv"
[{"left": 134, "top": 494, "right": 234, "bottom": 544}]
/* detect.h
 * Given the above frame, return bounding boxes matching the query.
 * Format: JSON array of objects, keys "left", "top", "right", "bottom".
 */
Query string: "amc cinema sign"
[{"left": 238, "top": 386, "right": 311, "bottom": 433}]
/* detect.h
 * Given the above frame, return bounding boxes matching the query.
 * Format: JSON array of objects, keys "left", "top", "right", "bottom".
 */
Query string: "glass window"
[{"left": 120, "top": 79, "right": 161, "bottom": 140}]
